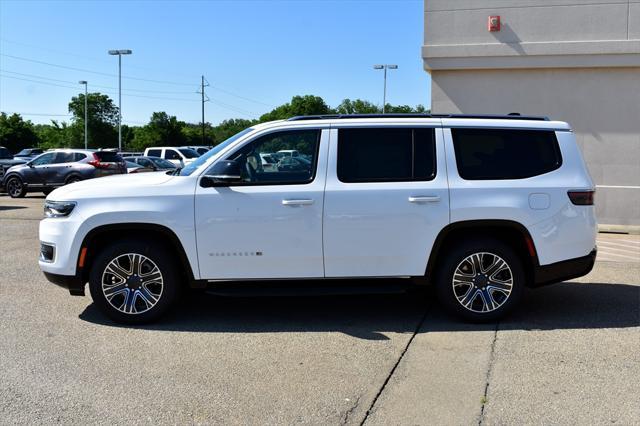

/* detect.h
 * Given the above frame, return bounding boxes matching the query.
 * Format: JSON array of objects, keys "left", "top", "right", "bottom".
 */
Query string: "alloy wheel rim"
[
  {"left": 101, "top": 253, "right": 164, "bottom": 315},
  {"left": 452, "top": 252, "right": 513, "bottom": 313},
  {"left": 8, "top": 178, "right": 21, "bottom": 197}
]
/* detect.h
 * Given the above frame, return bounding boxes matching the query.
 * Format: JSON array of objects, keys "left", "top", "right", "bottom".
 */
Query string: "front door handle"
[
  {"left": 282, "top": 199, "right": 314, "bottom": 206},
  {"left": 408, "top": 195, "right": 440, "bottom": 203}
]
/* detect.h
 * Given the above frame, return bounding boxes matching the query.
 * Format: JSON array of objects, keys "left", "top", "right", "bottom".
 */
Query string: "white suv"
[{"left": 39, "top": 114, "right": 597, "bottom": 324}]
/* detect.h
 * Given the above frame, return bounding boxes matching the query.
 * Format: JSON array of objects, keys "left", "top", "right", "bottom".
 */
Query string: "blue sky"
[{"left": 0, "top": 0, "right": 430, "bottom": 125}]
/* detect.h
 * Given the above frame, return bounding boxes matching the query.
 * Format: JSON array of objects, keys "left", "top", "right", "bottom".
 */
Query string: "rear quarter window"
[
  {"left": 147, "top": 149, "right": 162, "bottom": 157},
  {"left": 94, "top": 151, "right": 124, "bottom": 162},
  {"left": 451, "top": 128, "right": 562, "bottom": 180}
]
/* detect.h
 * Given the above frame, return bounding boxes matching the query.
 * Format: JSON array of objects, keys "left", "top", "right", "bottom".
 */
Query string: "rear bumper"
[
  {"left": 43, "top": 271, "right": 85, "bottom": 296},
  {"left": 532, "top": 248, "right": 597, "bottom": 287}
]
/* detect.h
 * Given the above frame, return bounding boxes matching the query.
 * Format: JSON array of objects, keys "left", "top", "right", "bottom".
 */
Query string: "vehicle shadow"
[
  {"left": 78, "top": 281, "right": 639, "bottom": 339},
  {"left": 0, "top": 205, "right": 27, "bottom": 211}
]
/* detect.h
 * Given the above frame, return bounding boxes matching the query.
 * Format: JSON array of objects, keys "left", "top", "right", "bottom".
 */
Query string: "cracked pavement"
[{"left": 1, "top": 196, "right": 639, "bottom": 424}]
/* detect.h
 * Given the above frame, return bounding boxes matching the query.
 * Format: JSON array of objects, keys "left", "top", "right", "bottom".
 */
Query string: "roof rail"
[{"left": 287, "top": 113, "right": 549, "bottom": 121}]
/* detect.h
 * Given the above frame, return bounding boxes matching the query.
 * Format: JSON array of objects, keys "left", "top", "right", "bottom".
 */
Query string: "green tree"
[
  {"left": 335, "top": 98, "right": 381, "bottom": 114},
  {"left": 68, "top": 92, "right": 119, "bottom": 148},
  {"left": 34, "top": 121, "right": 70, "bottom": 149},
  {"left": 130, "top": 112, "right": 187, "bottom": 151},
  {"left": 259, "top": 95, "right": 332, "bottom": 122},
  {"left": 0, "top": 113, "right": 39, "bottom": 153},
  {"left": 182, "top": 122, "right": 216, "bottom": 146},
  {"left": 211, "top": 118, "right": 256, "bottom": 144}
]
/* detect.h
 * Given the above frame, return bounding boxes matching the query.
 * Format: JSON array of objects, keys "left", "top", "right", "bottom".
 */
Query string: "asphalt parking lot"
[{"left": 1, "top": 195, "right": 638, "bottom": 425}]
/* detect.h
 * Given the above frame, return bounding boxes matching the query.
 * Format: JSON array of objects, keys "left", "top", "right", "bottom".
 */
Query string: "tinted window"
[
  {"left": 74, "top": 153, "right": 87, "bottom": 161},
  {"left": 451, "top": 128, "right": 562, "bottom": 180},
  {"left": 165, "top": 150, "right": 181, "bottom": 160},
  {"left": 151, "top": 158, "right": 176, "bottom": 169},
  {"left": 31, "top": 152, "right": 55, "bottom": 166},
  {"left": 138, "top": 158, "right": 153, "bottom": 168},
  {"left": 52, "top": 152, "right": 75, "bottom": 163},
  {"left": 337, "top": 128, "right": 436, "bottom": 182},
  {"left": 178, "top": 148, "right": 199, "bottom": 158},
  {"left": 94, "top": 151, "right": 123, "bottom": 162},
  {"left": 0, "top": 147, "right": 12, "bottom": 159},
  {"left": 222, "top": 129, "right": 320, "bottom": 185},
  {"left": 147, "top": 149, "right": 162, "bottom": 157}
]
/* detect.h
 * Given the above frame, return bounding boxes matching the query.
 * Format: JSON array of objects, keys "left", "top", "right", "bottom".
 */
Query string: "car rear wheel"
[
  {"left": 66, "top": 176, "right": 81, "bottom": 185},
  {"left": 6, "top": 176, "right": 26, "bottom": 198},
  {"left": 89, "top": 240, "right": 180, "bottom": 324},
  {"left": 436, "top": 238, "right": 524, "bottom": 322}
]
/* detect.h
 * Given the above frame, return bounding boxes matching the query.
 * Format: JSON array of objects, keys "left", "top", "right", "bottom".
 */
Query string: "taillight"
[
  {"left": 568, "top": 190, "right": 594, "bottom": 205},
  {"left": 88, "top": 153, "right": 110, "bottom": 169}
]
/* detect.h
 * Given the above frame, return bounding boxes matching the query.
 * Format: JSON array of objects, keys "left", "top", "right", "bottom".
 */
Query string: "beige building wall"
[{"left": 423, "top": 0, "right": 640, "bottom": 226}]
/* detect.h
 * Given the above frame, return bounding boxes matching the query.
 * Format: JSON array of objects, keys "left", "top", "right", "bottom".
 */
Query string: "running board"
[{"left": 204, "top": 280, "right": 413, "bottom": 297}]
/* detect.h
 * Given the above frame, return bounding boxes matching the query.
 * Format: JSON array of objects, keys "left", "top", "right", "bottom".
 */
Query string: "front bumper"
[
  {"left": 532, "top": 248, "right": 597, "bottom": 287},
  {"left": 43, "top": 271, "right": 86, "bottom": 296}
]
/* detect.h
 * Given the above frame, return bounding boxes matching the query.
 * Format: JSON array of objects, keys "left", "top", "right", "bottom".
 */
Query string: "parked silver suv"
[{"left": 3, "top": 149, "right": 126, "bottom": 198}]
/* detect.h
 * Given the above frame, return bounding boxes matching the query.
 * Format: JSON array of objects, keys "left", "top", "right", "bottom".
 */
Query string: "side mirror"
[{"left": 200, "top": 160, "right": 242, "bottom": 188}]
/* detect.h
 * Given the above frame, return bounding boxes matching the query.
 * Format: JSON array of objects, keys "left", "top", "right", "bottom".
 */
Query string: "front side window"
[
  {"left": 31, "top": 152, "right": 55, "bottom": 166},
  {"left": 220, "top": 129, "right": 320, "bottom": 185},
  {"left": 165, "top": 150, "right": 181, "bottom": 160},
  {"left": 337, "top": 128, "right": 436, "bottom": 183},
  {"left": 451, "top": 128, "right": 562, "bottom": 180}
]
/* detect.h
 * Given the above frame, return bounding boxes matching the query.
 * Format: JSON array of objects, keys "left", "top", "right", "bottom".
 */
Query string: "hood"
[
  {"left": 48, "top": 171, "right": 176, "bottom": 201},
  {"left": 1, "top": 158, "right": 28, "bottom": 168}
]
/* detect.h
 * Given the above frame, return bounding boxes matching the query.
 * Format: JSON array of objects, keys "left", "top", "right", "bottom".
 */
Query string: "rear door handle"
[
  {"left": 282, "top": 199, "right": 314, "bottom": 206},
  {"left": 408, "top": 195, "right": 440, "bottom": 203}
]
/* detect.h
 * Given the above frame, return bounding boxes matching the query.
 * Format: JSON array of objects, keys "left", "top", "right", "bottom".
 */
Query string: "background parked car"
[
  {"left": 181, "top": 145, "right": 210, "bottom": 155},
  {"left": 123, "top": 156, "right": 177, "bottom": 171},
  {"left": 0, "top": 146, "right": 27, "bottom": 183},
  {"left": 2, "top": 149, "right": 126, "bottom": 198},
  {"left": 143, "top": 147, "right": 200, "bottom": 166},
  {"left": 14, "top": 148, "right": 45, "bottom": 160},
  {"left": 125, "top": 160, "right": 153, "bottom": 174}
]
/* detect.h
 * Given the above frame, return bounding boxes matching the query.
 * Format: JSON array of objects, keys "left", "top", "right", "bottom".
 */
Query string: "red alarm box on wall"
[{"left": 488, "top": 16, "right": 501, "bottom": 32}]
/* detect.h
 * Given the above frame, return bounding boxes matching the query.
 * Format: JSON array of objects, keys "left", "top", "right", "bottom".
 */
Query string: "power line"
[
  {"left": 1, "top": 74, "right": 260, "bottom": 116},
  {"left": 1, "top": 111, "right": 71, "bottom": 117},
  {"left": 1, "top": 52, "right": 277, "bottom": 106},
  {"left": 1, "top": 69, "right": 196, "bottom": 94},
  {"left": 1, "top": 53, "right": 195, "bottom": 86}
]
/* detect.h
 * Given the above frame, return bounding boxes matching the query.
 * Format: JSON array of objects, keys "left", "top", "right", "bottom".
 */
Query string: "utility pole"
[
  {"left": 79, "top": 81, "right": 88, "bottom": 149},
  {"left": 197, "top": 76, "right": 210, "bottom": 146},
  {"left": 108, "top": 49, "right": 132, "bottom": 151}
]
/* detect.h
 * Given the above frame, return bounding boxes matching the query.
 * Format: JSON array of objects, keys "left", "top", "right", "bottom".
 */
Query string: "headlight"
[{"left": 44, "top": 200, "right": 77, "bottom": 218}]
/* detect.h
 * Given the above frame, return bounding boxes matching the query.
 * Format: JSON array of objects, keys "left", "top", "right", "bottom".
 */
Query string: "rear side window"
[
  {"left": 337, "top": 128, "right": 436, "bottom": 183},
  {"left": 451, "top": 128, "right": 562, "bottom": 180},
  {"left": 147, "top": 149, "right": 162, "bottom": 157},
  {"left": 94, "top": 151, "right": 123, "bottom": 163},
  {"left": 53, "top": 152, "right": 75, "bottom": 163},
  {"left": 74, "top": 153, "right": 87, "bottom": 161}
]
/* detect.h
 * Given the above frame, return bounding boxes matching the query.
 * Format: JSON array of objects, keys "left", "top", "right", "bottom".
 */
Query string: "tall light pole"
[
  {"left": 78, "top": 81, "right": 88, "bottom": 149},
  {"left": 373, "top": 64, "right": 398, "bottom": 114},
  {"left": 108, "top": 49, "right": 132, "bottom": 151}
]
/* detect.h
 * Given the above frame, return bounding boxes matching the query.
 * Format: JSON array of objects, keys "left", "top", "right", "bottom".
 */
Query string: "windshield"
[
  {"left": 178, "top": 127, "right": 254, "bottom": 176},
  {"left": 178, "top": 148, "right": 200, "bottom": 159},
  {"left": 152, "top": 158, "right": 177, "bottom": 168},
  {"left": 0, "top": 147, "right": 12, "bottom": 159}
]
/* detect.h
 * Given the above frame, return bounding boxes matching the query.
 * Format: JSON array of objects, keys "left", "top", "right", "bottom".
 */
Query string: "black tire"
[
  {"left": 65, "top": 175, "right": 81, "bottom": 185},
  {"left": 89, "top": 239, "right": 181, "bottom": 324},
  {"left": 5, "top": 175, "right": 26, "bottom": 198},
  {"left": 435, "top": 238, "right": 524, "bottom": 322}
]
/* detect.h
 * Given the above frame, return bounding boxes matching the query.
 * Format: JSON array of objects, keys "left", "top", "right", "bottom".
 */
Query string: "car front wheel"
[
  {"left": 6, "top": 176, "right": 26, "bottom": 198},
  {"left": 436, "top": 239, "right": 524, "bottom": 322},
  {"left": 89, "top": 240, "right": 180, "bottom": 324}
]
